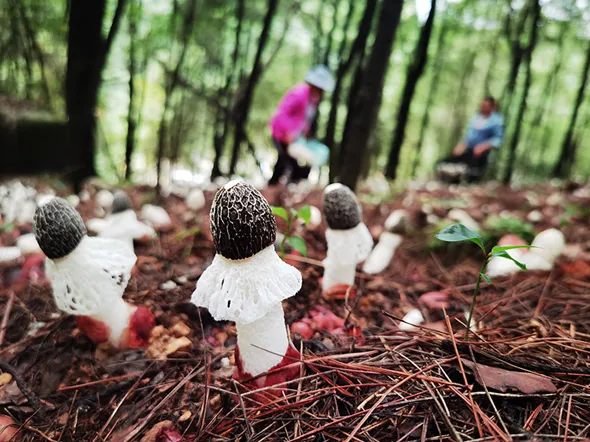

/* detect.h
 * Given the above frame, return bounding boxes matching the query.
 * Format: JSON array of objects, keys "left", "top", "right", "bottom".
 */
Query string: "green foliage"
[
  {"left": 484, "top": 216, "right": 536, "bottom": 243},
  {"left": 271, "top": 204, "right": 311, "bottom": 258},
  {"left": 435, "top": 223, "right": 533, "bottom": 339},
  {"left": 0, "top": 223, "right": 15, "bottom": 234}
]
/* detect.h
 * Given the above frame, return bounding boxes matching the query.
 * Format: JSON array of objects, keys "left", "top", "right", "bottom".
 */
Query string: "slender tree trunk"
[
  {"left": 499, "top": 4, "right": 530, "bottom": 121},
  {"left": 324, "top": 0, "right": 375, "bottom": 182},
  {"left": 412, "top": 3, "right": 448, "bottom": 177},
  {"left": 385, "top": 0, "right": 437, "bottom": 180},
  {"left": 125, "top": 0, "right": 139, "bottom": 181},
  {"left": 553, "top": 39, "right": 590, "bottom": 178},
  {"left": 482, "top": 0, "right": 511, "bottom": 97},
  {"left": 66, "top": 0, "right": 127, "bottom": 191},
  {"left": 17, "top": 1, "right": 52, "bottom": 107},
  {"left": 211, "top": 0, "right": 245, "bottom": 179},
  {"left": 502, "top": 0, "right": 540, "bottom": 184},
  {"left": 228, "top": 0, "right": 279, "bottom": 176},
  {"left": 155, "top": 0, "right": 197, "bottom": 189},
  {"left": 339, "top": 0, "right": 404, "bottom": 190},
  {"left": 518, "top": 22, "right": 567, "bottom": 173}
]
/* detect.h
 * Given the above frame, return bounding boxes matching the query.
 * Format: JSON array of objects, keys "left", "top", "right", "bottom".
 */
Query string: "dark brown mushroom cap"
[
  {"left": 33, "top": 197, "right": 87, "bottom": 259},
  {"left": 111, "top": 190, "right": 133, "bottom": 214},
  {"left": 210, "top": 181, "right": 276, "bottom": 260},
  {"left": 323, "top": 183, "right": 361, "bottom": 230}
]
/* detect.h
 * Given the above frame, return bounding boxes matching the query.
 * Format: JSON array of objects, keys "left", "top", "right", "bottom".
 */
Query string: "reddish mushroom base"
[
  {"left": 233, "top": 344, "right": 301, "bottom": 402},
  {"left": 321, "top": 281, "right": 357, "bottom": 301},
  {"left": 76, "top": 305, "right": 155, "bottom": 349}
]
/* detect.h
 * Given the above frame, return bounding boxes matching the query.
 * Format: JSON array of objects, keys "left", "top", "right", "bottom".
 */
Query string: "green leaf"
[
  {"left": 480, "top": 273, "right": 492, "bottom": 284},
  {"left": 296, "top": 205, "right": 312, "bottom": 225},
  {"left": 491, "top": 245, "right": 534, "bottom": 254},
  {"left": 175, "top": 227, "right": 200, "bottom": 240},
  {"left": 493, "top": 251, "right": 527, "bottom": 270},
  {"left": 271, "top": 206, "right": 289, "bottom": 221},
  {"left": 0, "top": 223, "right": 15, "bottom": 233},
  {"left": 435, "top": 224, "right": 485, "bottom": 253},
  {"left": 287, "top": 235, "right": 307, "bottom": 257}
]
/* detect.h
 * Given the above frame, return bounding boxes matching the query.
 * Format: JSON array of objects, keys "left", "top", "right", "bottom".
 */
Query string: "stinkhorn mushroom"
[
  {"left": 362, "top": 231, "right": 402, "bottom": 275},
  {"left": 33, "top": 197, "right": 155, "bottom": 349},
  {"left": 98, "top": 191, "right": 156, "bottom": 252},
  {"left": 521, "top": 228, "right": 565, "bottom": 271},
  {"left": 321, "top": 184, "right": 373, "bottom": 298},
  {"left": 191, "top": 181, "right": 301, "bottom": 392}
]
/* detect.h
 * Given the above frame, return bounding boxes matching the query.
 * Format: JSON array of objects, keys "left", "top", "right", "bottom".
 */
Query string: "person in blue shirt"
[{"left": 438, "top": 96, "right": 505, "bottom": 182}]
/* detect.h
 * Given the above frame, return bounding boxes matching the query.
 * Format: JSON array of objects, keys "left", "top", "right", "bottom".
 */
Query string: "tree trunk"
[
  {"left": 482, "top": 0, "right": 511, "bottom": 97},
  {"left": 228, "top": 0, "right": 279, "bottom": 177},
  {"left": 125, "top": 0, "right": 139, "bottom": 181},
  {"left": 499, "top": 4, "right": 530, "bottom": 121},
  {"left": 502, "top": 0, "right": 540, "bottom": 184},
  {"left": 385, "top": 0, "right": 437, "bottom": 180},
  {"left": 339, "top": 0, "right": 404, "bottom": 190},
  {"left": 412, "top": 2, "right": 448, "bottom": 177},
  {"left": 211, "top": 0, "right": 245, "bottom": 179},
  {"left": 553, "top": 39, "right": 590, "bottom": 178},
  {"left": 324, "top": 0, "right": 376, "bottom": 182},
  {"left": 519, "top": 22, "right": 567, "bottom": 173},
  {"left": 66, "top": 0, "right": 127, "bottom": 191},
  {"left": 155, "top": 0, "right": 197, "bottom": 189}
]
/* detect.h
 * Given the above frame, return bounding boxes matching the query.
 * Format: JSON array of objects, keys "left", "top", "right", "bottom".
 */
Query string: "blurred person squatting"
[
  {"left": 268, "top": 65, "right": 335, "bottom": 186},
  {"left": 438, "top": 96, "right": 505, "bottom": 182}
]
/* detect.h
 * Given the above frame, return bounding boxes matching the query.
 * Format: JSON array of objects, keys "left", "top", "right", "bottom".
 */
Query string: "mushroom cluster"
[
  {"left": 321, "top": 184, "right": 373, "bottom": 297},
  {"left": 33, "top": 197, "right": 155, "bottom": 349},
  {"left": 191, "top": 181, "right": 301, "bottom": 391}
]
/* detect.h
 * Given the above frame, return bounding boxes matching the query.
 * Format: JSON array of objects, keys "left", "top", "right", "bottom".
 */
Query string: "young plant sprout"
[
  {"left": 271, "top": 205, "right": 311, "bottom": 259},
  {"left": 322, "top": 184, "right": 373, "bottom": 297},
  {"left": 435, "top": 223, "right": 532, "bottom": 339},
  {"left": 191, "top": 181, "right": 301, "bottom": 391},
  {"left": 33, "top": 197, "right": 155, "bottom": 349},
  {"left": 98, "top": 191, "right": 156, "bottom": 252}
]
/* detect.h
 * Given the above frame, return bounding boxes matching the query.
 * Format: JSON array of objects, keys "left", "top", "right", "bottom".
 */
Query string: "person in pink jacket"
[{"left": 269, "top": 65, "right": 335, "bottom": 186}]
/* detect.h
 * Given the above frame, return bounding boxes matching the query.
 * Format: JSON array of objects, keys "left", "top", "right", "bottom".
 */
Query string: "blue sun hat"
[{"left": 304, "top": 65, "right": 335, "bottom": 93}]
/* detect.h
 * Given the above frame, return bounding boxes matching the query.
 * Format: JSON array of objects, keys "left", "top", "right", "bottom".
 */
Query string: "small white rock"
[
  {"left": 384, "top": 210, "right": 407, "bottom": 232},
  {"left": 448, "top": 209, "right": 479, "bottom": 232},
  {"left": 160, "top": 280, "right": 177, "bottom": 290},
  {"left": 66, "top": 194, "right": 80, "bottom": 208},
  {"left": 79, "top": 190, "right": 91, "bottom": 202},
  {"left": 399, "top": 309, "right": 425, "bottom": 331},
  {"left": 176, "top": 276, "right": 188, "bottom": 284},
  {"left": 308, "top": 206, "right": 322, "bottom": 228},
  {"left": 527, "top": 210, "right": 543, "bottom": 223}
]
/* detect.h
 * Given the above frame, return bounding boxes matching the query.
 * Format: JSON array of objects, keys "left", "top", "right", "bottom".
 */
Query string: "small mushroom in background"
[
  {"left": 191, "top": 181, "right": 302, "bottom": 395},
  {"left": 447, "top": 208, "right": 480, "bottom": 232},
  {"left": 33, "top": 197, "right": 155, "bottom": 349},
  {"left": 185, "top": 188, "right": 206, "bottom": 212},
  {"left": 362, "top": 231, "right": 402, "bottom": 275},
  {"left": 308, "top": 205, "right": 322, "bottom": 229},
  {"left": 16, "top": 233, "right": 41, "bottom": 256},
  {"left": 487, "top": 234, "right": 529, "bottom": 277},
  {"left": 321, "top": 184, "right": 373, "bottom": 299},
  {"left": 0, "top": 247, "right": 22, "bottom": 266},
  {"left": 521, "top": 228, "right": 565, "bottom": 271},
  {"left": 399, "top": 309, "right": 425, "bottom": 331},
  {"left": 527, "top": 210, "right": 544, "bottom": 224},
  {"left": 95, "top": 189, "right": 115, "bottom": 212},
  {"left": 141, "top": 204, "right": 172, "bottom": 231},
  {"left": 97, "top": 191, "right": 156, "bottom": 252},
  {"left": 383, "top": 210, "right": 408, "bottom": 233}
]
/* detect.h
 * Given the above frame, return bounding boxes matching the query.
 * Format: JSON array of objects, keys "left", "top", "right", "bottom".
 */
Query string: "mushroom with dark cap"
[
  {"left": 321, "top": 184, "right": 373, "bottom": 298},
  {"left": 191, "top": 180, "right": 302, "bottom": 393},
  {"left": 33, "top": 197, "right": 155, "bottom": 349},
  {"left": 94, "top": 190, "right": 156, "bottom": 252}
]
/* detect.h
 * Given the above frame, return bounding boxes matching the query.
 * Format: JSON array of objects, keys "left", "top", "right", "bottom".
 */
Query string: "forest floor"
[{"left": 1, "top": 180, "right": 590, "bottom": 441}]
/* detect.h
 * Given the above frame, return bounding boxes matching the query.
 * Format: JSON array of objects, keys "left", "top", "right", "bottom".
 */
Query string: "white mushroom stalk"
[
  {"left": 362, "top": 231, "right": 403, "bottom": 275},
  {"left": 191, "top": 181, "right": 302, "bottom": 384},
  {"left": 322, "top": 184, "right": 373, "bottom": 291},
  {"left": 33, "top": 197, "right": 153, "bottom": 349},
  {"left": 97, "top": 191, "right": 156, "bottom": 252}
]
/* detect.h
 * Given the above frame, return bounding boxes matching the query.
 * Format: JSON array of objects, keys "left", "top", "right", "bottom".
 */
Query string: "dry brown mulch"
[{"left": 0, "top": 182, "right": 589, "bottom": 441}]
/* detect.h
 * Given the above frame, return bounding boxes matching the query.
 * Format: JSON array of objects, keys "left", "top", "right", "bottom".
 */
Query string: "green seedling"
[
  {"left": 435, "top": 223, "right": 533, "bottom": 339},
  {"left": 271, "top": 205, "right": 311, "bottom": 259},
  {"left": 176, "top": 226, "right": 201, "bottom": 256}
]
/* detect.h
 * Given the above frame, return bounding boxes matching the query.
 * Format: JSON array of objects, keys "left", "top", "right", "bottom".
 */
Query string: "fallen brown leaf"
[{"left": 462, "top": 359, "right": 557, "bottom": 394}]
